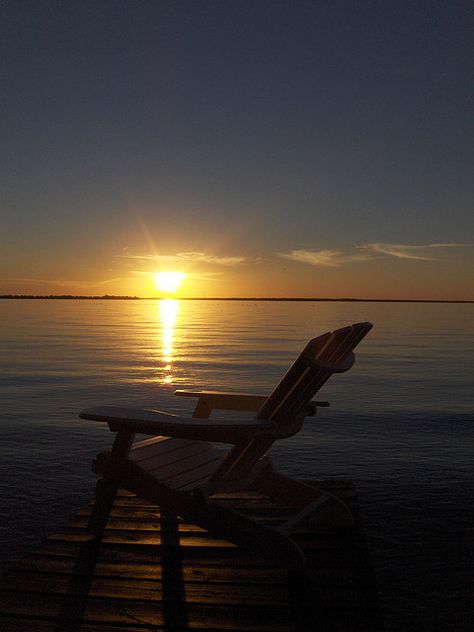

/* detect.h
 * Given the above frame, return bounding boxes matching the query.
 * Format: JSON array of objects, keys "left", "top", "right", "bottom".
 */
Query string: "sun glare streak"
[
  {"left": 154, "top": 271, "right": 186, "bottom": 294},
  {"left": 158, "top": 298, "right": 179, "bottom": 384}
]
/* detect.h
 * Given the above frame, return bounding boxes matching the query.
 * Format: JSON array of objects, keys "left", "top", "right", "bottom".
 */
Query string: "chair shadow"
[
  {"left": 50, "top": 505, "right": 341, "bottom": 632},
  {"left": 53, "top": 509, "right": 189, "bottom": 630},
  {"left": 55, "top": 536, "right": 101, "bottom": 631},
  {"left": 54, "top": 511, "right": 188, "bottom": 632},
  {"left": 287, "top": 568, "right": 335, "bottom": 632},
  {"left": 159, "top": 510, "right": 189, "bottom": 630}
]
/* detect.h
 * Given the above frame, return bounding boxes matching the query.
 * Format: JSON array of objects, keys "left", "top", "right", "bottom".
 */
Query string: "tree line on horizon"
[{"left": 0, "top": 294, "right": 472, "bottom": 303}]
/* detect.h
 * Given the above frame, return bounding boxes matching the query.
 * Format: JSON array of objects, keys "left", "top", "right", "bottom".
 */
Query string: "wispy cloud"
[
  {"left": 120, "top": 251, "right": 249, "bottom": 266},
  {"left": 131, "top": 269, "right": 222, "bottom": 280},
  {"left": 278, "top": 249, "right": 373, "bottom": 267},
  {"left": 0, "top": 277, "right": 66, "bottom": 286},
  {"left": 178, "top": 252, "right": 249, "bottom": 266},
  {"left": 358, "top": 242, "right": 468, "bottom": 261},
  {"left": 278, "top": 243, "right": 469, "bottom": 268},
  {"left": 0, "top": 277, "right": 123, "bottom": 290}
]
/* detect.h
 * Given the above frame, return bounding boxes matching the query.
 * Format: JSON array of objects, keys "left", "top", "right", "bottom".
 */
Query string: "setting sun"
[{"left": 154, "top": 271, "right": 187, "bottom": 294}]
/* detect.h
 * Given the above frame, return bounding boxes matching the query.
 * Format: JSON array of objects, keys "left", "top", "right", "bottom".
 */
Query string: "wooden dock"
[{"left": 0, "top": 481, "right": 383, "bottom": 631}]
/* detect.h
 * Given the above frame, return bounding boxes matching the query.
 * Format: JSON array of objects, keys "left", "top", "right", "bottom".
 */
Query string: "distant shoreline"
[{"left": 1, "top": 295, "right": 473, "bottom": 304}]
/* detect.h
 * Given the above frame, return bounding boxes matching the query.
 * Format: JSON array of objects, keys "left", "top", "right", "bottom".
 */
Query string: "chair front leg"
[
  {"left": 251, "top": 469, "right": 353, "bottom": 528},
  {"left": 87, "top": 429, "right": 135, "bottom": 536},
  {"left": 191, "top": 398, "right": 212, "bottom": 419}
]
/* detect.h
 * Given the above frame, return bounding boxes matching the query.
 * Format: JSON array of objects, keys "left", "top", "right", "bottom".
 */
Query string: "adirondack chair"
[{"left": 80, "top": 321, "right": 372, "bottom": 568}]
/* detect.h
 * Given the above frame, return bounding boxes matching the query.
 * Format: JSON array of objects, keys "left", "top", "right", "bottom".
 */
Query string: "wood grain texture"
[{"left": 0, "top": 481, "right": 384, "bottom": 631}]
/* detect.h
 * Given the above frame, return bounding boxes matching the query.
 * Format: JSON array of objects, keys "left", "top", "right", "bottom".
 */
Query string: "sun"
[{"left": 154, "top": 271, "right": 187, "bottom": 294}]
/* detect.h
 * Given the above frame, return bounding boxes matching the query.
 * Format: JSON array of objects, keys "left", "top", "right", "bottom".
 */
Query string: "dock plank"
[{"left": 0, "top": 481, "right": 384, "bottom": 631}]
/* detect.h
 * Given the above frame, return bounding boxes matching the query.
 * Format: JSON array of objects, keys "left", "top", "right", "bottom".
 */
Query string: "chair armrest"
[
  {"left": 79, "top": 406, "right": 279, "bottom": 444},
  {"left": 175, "top": 390, "right": 329, "bottom": 418},
  {"left": 303, "top": 400, "right": 329, "bottom": 417},
  {"left": 175, "top": 390, "right": 268, "bottom": 414}
]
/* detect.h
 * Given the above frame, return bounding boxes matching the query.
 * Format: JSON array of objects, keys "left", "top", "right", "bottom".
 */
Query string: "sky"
[{"left": 1, "top": 0, "right": 473, "bottom": 299}]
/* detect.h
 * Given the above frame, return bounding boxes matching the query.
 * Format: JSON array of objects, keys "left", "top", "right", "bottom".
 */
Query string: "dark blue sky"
[{"left": 1, "top": 1, "right": 473, "bottom": 297}]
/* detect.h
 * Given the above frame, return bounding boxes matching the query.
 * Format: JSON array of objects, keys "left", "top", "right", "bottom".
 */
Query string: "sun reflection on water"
[{"left": 158, "top": 298, "right": 179, "bottom": 384}]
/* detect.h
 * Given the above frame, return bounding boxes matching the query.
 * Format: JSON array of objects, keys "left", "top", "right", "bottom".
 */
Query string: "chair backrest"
[
  {"left": 257, "top": 321, "right": 373, "bottom": 423},
  {"left": 210, "top": 322, "right": 372, "bottom": 488}
]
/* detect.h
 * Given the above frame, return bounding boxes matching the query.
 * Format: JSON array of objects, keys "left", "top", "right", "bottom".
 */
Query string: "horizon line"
[{"left": 1, "top": 294, "right": 473, "bottom": 304}]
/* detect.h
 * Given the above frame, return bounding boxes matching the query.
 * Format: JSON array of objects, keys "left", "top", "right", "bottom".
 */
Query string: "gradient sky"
[{"left": 1, "top": 1, "right": 473, "bottom": 299}]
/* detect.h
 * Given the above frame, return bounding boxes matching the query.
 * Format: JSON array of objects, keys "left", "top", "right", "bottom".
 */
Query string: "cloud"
[
  {"left": 278, "top": 242, "right": 469, "bottom": 268},
  {"left": 0, "top": 276, "right": 124, "bottom": 290},
  {"left": 278, "top": 249, "right": 373, "bottom": 267},
  {"left": 358, "top": 242, "right": 467, "bottom": 261},
  {"left": 120, "top": 251, "right": 249, "bottom": 266},
  {"left": 0, "top": 277, "right": 66, "bottom": 286},
  {"left": 177, "top": 252, "right": 249, "bottom": 266}
]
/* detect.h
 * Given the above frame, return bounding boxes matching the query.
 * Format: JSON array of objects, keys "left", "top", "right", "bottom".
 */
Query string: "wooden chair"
[{"left": 80, "top": 321, "right": 372, "bottom": 567}]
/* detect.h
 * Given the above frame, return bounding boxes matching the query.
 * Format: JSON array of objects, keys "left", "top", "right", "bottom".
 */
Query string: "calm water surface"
[{"left": 1, "top": 299, "right": 473, "bottom": 630}]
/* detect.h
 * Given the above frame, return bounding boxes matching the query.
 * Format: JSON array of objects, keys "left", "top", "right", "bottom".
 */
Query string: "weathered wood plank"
[
  {"left": 0, "top": 481, "right": 384, "bottom": 631},
  {"left": 46, "top": 530, "right": 239, "bottom": 548},
  {"left": 27, "top": 540, "right": 277, "bottom": 566},
  {"left": 0, "top": 592, "right": 293, "bottom": 630},
  {"left": 1, "top": 572, "right": 290, "bottom": 606},
  {"left": 9, "top": 557, "right": 289, "bottom": 583},
  {"left": 1, "top": 571, "right": 379, "bottom": 610},
  {"left": 107, "top": 497, "right": 358, "bottom": 515},
  {"left": 66, "top": 513, "right": 356, "bottom": 535},
  {"left": 0, "top": 619, "right": 156, "bottom": 632}
]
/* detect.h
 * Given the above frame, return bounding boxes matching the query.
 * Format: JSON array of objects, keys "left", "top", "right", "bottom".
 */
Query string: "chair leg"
[
  {"left": 87, "top": 478, "right": 120, "bottom": 535},
  {"left": 208, "top": 502, "right": 307, "bottom": 569},
  {"left": 87, "top": 429, "right": 135, "bottom": 536},
  {"left": 251, "top": 468, "right": 353, "bottom": 528}
]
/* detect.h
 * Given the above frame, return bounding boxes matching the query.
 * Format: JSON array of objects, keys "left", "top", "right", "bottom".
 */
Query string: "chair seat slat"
[
  {"left": 131, "top": 441, "right": 216, "bottom": 472},
  {"left": 164, "top": 455, "right": 227, "bottom": 490},
  {"left": 134, "top": 442, "right": 222, "bottom": 474},
  {"left": 129, "top": 437, "right": 199, "bottom": 462}
]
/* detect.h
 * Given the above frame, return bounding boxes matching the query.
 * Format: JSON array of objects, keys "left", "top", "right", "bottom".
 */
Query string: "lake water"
[{"left": 1, "top": 299, "right": 473, "bottom": 630}]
